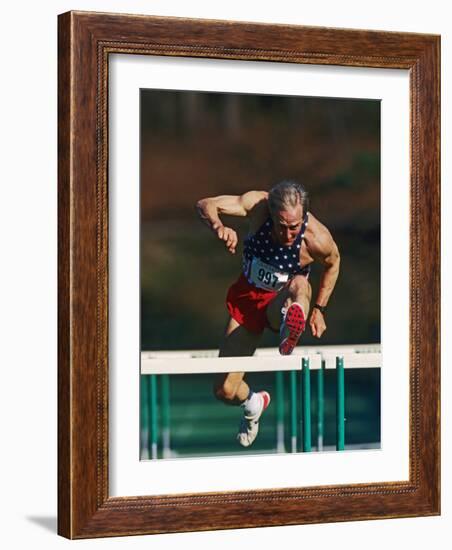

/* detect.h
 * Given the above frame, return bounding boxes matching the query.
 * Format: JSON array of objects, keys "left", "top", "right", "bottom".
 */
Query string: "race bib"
[{"left": 248, "top": 257, "right": 289, "bottom": 291}]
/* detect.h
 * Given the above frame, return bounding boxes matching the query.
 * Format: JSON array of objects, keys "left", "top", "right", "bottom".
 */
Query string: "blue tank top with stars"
[{"left": 242, "top": 213, "right": 310, "bottom": 292}]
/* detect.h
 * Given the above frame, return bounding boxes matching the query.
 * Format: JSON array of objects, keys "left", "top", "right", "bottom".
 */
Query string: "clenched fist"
[
  {"left": 212, "top": 223, "right": 238, "bottom": 254},
  {"left": 310, "top": 308, "right": 327, "bottom": 338}
]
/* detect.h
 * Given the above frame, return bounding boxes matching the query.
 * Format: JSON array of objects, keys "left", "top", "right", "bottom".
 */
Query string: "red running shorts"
[{"left": 226, "top": 274, "right": 278, "bottom": 334}]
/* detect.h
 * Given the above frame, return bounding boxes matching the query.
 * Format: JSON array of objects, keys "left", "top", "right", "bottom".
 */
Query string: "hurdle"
[{"left": 140, "top": 346, "right": 381, "bottom": 459}]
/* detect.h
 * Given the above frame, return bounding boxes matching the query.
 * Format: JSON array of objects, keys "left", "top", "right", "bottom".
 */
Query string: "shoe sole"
[{"left": 279, "top": 303, "right": 306, "bottom": 355}]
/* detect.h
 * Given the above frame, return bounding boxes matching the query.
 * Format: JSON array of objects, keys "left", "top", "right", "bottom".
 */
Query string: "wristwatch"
[{"left": 313, "top": 304, "right": 327, "bottom": 314}]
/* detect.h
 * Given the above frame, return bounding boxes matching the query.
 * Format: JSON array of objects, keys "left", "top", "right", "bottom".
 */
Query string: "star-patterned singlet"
[{"left": 242, "top": 213, "right": 310, "bottom": 292}]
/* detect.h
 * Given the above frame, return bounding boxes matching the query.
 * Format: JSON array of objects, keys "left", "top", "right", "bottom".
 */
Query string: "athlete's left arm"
[{"left": 306, "top": 221, "right": 341, "bottom": 338}]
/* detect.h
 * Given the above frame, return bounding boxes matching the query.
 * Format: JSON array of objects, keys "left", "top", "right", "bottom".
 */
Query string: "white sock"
[{"left": 242, "top": 391, "right": 262, "bottom": 417}]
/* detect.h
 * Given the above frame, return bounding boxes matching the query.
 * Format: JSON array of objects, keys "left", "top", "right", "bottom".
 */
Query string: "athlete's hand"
[
  {"left": 213, "top": 223, "right": 238, "bottom": 254},
  {"left": 310, "top": 308, "right": 326, "bottom": 338}
]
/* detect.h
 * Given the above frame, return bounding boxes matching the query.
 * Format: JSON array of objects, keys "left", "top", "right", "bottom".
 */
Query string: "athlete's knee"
[
  {"left": 213, "top": 380, "right": 237, "bottom": 403},
  {"left": 288, "top": 275, "right": 311, "bottom": 298}
]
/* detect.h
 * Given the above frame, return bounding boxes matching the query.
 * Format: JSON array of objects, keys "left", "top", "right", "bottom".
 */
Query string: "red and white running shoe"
[
  {"left": 279, "top": 302, "right": 306, "bottom": 355},
  {"left": 237, "top": 391, "right": 271, "bottom": 448}
]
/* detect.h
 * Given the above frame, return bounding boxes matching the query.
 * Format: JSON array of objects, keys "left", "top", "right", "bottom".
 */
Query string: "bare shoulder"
[
  {"left": 305, "top": 213, "right": 339, "bottom": 259},
  {"left": 244, "top": 191, "right": 270, "bottom": 229}
]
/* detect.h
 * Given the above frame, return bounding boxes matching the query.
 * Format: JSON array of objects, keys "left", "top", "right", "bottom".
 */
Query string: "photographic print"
[{"left": 139, "top": 89, "right": 381, "bottom": 459}]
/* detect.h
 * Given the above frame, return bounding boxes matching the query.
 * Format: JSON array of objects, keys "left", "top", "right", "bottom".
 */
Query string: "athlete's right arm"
[{"left": 196, "top": 191, "right": 267, "bottom": 254}]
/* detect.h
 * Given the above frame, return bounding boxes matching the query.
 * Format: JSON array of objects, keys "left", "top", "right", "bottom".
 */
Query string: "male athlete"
[{"left": 196, "top": 180, "right": 340, "bottom": 447}]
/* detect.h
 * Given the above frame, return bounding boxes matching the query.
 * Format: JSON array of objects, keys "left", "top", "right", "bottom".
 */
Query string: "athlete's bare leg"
[
  {"left": 213, "top": 317, "right": 261, "bottom": 405},
  {"left": 266, "top": 274, "right": 312, "bottom": 331}
]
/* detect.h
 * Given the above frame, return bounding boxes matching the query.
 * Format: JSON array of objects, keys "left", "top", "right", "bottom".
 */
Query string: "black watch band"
[{"left": 313, "top": 304, "right": 327, "bottom": 314}]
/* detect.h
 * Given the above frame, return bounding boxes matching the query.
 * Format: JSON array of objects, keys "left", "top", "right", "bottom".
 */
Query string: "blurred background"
[{"left": 140, "top": 89, "right": 381, "bottom": 458}]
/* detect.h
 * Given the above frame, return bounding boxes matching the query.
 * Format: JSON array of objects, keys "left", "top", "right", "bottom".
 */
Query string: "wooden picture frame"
[{"left": 58, "top": 11, "right": 440, "bottom": 539}]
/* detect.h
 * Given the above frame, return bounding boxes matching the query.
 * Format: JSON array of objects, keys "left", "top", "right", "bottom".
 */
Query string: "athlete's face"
[{"left": 272, "top": 204, "right": 304, "bottom": 246}]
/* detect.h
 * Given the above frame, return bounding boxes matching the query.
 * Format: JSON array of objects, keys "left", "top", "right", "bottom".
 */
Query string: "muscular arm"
[
  {"left": 305, "top": 218, "right": 341, "bottom": 337},
  {"left": 196, "top": 191, "right": 267, "bottom": 253}
]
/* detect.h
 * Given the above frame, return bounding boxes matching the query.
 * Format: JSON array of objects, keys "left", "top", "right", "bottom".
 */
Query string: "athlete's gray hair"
[{"left": 268, "top": 180, "right": 309, "bottom": 216}]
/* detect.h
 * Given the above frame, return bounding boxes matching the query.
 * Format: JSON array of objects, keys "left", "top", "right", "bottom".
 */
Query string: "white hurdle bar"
[
  {"left": 140, "top": 349, "right": 381, "bottom": 375},
  {"left": 141, "top": 353, "right": 322, "bottom": 375}
]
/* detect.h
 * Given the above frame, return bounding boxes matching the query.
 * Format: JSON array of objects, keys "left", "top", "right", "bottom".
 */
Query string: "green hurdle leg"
[
  {"left": 149, "top": 374, "right": 158, "bottom": 459},
  {"left": 317, "top": 359, "right": 325, "bottom": 451},
  {"left": 290, "top": 370, "right": 297, "bottom": 453},
  {"left": 275, "top": 371, "right": 285, "bottom": 452},
  {"left": 161, "top": 374, "right": 171, "bottom": 458},
  {"left": 298, "top": 368, "right": 303, "bottom": 452},
  {"left": 302, "top": 358, "right": 312, "bottom": 452},
  {"left": 140, "top": 375, "right": 150, "bottom": 459},
  {"left": 336, "top": 356, "right": 345, "bottom": 451}
]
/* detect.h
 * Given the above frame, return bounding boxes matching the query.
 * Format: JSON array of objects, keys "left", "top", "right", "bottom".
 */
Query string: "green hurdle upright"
[
  {"left": 143, "top": 374, "right": 171, "bottom": 460},
  {"left": 302, "top": 358, "right": 311, "bottom": 452},
  {"left": 161, "top": 374, "right": 171, "bottom": 458},
  {"left": 140, "top": 374, "right": 150, "bottom": 459},
  {"left": 317, "top": 359, "right": 325, "bottom": 451},
  {"left": 336, "top": 356, "right": 345, "bottom": 451},
  {"left": 148, "top": 374, "right": 158, "bottom": 459},
  {"left": 275, "top": 371, "right": 285, "bottom": 452},
  {"left": 290, "top": 370, "right": 298, "bottom": 453}
]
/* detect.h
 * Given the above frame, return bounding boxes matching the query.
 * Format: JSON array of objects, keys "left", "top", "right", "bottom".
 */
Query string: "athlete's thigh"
[
  {"left": 266, "top": 288, "right": 290, "bottom": 331},
  {"left": 219, "top": 316, "right": 261, "bottom": 357}
]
